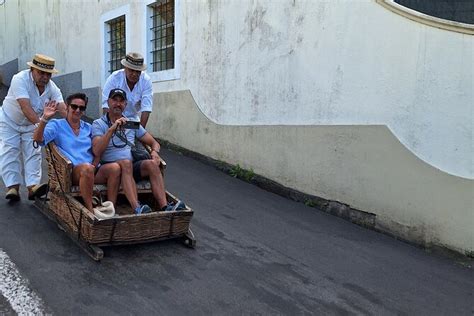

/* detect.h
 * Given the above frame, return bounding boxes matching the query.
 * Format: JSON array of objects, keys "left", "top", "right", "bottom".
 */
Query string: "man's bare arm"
[
  {"left": 140, "top": 111, "right": 150, "bottom": 128},
  {"left": 17, "top": 98, "right": 40, "bottom": 124},
  {"left": 92, "top": 118, "right": 127, "bottom": 158},
  {"left": 139, "top": 132, "right": 160, "bottom": 153},
  {"left": 56, "top": 102, "right": 67, "bottom": 117}
]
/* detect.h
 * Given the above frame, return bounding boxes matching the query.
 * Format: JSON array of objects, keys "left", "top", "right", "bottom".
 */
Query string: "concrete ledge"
[
  {"left": 160, "top": 137, "right": 376, "bottom": 229},
  {"left": 0, "top": 59, "right": 18, "bottom": 104}
]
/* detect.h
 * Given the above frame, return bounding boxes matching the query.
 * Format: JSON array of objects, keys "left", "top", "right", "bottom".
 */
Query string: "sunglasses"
[{"left": 70, "top": 104, "right": 87, "bottom": 112}]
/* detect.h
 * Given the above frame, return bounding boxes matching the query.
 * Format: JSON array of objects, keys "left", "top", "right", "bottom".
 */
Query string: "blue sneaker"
[
  {"left": 162, "top": 202, "right": 174, "bottom": 212},
  {"left": 161, "top": 201, "right": 186, "bottom": 212},
  {"left": 135, "top": 204, "right": 152, "bottom": 214},
  {"left": 172, "top": 200, "right": 186, "bottom": 211}
]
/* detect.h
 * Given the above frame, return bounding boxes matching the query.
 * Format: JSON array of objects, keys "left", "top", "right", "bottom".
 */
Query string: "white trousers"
[{"left": 0, "top": 108, "right": 42, "bottom": 188}]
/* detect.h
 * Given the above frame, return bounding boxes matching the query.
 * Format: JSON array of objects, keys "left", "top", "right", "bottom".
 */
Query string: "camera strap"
[{"left": 102, "top": 114, "right": 137, "bottom": 149}]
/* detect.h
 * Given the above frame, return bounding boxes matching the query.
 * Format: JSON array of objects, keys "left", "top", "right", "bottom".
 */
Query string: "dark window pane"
[
  {"left": 149, "top": 0, "right": 175, "bottom": 72},
  {"left": 107, "top": 15, "right": 126, "bottom": 74},
  {"left": 395, "top": 0, "right": 474, "bottom": 24}
]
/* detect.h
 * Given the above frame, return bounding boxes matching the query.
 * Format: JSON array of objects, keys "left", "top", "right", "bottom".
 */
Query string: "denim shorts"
[{"left": 133, "top": 160, "right": 145, "bottom": 181}]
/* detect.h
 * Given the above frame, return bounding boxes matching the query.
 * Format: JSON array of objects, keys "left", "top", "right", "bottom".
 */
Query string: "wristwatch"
[{"left": 34, "top": 117, "right": 48, "bottom": 128}]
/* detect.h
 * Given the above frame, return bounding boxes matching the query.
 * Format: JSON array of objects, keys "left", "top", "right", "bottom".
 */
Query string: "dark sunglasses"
[{"left": 70, "top": 104, "right": 87, "bottom": 112}]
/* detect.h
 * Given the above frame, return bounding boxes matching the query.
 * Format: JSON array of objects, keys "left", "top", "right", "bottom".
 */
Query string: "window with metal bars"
[
  {"left": 107, "top": 15, "right": 126, "bottom": 74},
  {"left": 149, "top": 0, "right": 175, "bottom": 72}
]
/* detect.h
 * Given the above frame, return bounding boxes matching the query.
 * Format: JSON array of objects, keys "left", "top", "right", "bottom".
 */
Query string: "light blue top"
[
  {"left": 41, "top": 118, "right": 94, "bottom": 166},
  {"left": 92, "top": 114, "right": 147, "bottom": 162}
]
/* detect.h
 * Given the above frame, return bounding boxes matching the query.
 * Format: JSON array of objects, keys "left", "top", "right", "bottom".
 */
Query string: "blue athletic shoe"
[
  {"left": 162, "top": 200, "right": 186, "bottom": 212},
  {"left": 135, "top": 204, "right": 152, "bottom": 214},
  {"left": 162, "top": 202, "right": 174, "bottom": 211},
  {"left": 172, "top": 200, "right": 186, "bottom": 211}
]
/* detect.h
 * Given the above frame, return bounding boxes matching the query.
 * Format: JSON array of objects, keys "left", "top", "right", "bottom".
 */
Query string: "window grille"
[
  {"left": 149, "top": 0, "right": 175, "bottom": 72},
  {"left": 107, "top": 15, "right": 126, "bottom": 74}
]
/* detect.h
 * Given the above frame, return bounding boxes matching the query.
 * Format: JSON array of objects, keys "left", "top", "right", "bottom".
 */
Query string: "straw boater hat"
[
  {"left": 121, "top": 52, "right": 147, "bottom": 71},
  {"left": 27, "top": 54, "right": 58, "bottom": 74}
]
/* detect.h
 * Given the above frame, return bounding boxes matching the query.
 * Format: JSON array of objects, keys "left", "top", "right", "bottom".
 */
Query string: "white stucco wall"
[
  {"left": 153, "top": 0, "right": 473, "bottom": 180},
  {"left": 0, "top": 0, "right": 20, "bottom": 63},
  {"left": 2, "top": 1, "right": 471, "bottom": 179},
  {"left": 0, "top": 0, "right": 146, "bottom": 88}
]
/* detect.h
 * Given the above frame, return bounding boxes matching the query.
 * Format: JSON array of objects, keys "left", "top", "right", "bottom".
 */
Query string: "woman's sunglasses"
[{"left": 70, "top": 104, "right": 87, "bottom": 112}]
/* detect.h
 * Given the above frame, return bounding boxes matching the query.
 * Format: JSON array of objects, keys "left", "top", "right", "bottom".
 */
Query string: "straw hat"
[
  {"left": 121, "top": 52, "right": 147, "bottom": 71},
  {"left": 27, "top": 54, "right": 58, "bottom": 74}
]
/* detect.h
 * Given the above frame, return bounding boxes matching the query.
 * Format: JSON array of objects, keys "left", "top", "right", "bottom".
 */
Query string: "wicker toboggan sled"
[{"left": 34, "top": 143, "right": 196, "bottom": 261}]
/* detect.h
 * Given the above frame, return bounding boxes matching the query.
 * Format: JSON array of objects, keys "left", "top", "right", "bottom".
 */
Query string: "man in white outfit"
[
  {"left": 0, "top": 54, "right": 66, "bottom": 201},
  {"left": 101, "top": 52, "right": 153, "bottom": 128}
]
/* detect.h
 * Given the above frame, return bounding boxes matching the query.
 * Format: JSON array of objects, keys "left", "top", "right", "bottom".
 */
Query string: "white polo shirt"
[
  {"left": 101, "top": 69, "right": 153, "bottom": 121},
  {"left": 1, "top": 69, "right": 63, "bottom": 126}
]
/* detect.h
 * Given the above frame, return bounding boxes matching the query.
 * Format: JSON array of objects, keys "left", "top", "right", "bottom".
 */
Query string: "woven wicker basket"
[
  {"left": 45, "top": 142, "right": 193, "bottom": 245},
  {"left": 47, "top": 143, "right": 73, "bottom": 192},
  {"left": 49, "top": 190, "right": 193, "bottom": 245}
]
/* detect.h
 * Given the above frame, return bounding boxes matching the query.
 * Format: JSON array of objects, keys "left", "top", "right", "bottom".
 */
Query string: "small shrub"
[{"left": 230, "top": 164, "right": 255, "bottom": 182}]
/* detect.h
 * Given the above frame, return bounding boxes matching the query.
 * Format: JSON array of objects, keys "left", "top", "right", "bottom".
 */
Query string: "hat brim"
[
  {"left": 27, "top": 61, "right": 58, "bottom": 74},
  {"left": 121, "top": 59, "right": 147, "bottom": 71}
]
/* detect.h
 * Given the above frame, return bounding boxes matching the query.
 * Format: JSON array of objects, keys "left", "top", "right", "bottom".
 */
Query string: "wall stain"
[{"left": 243, "top": 4, "right": 282, "bottom": 51}]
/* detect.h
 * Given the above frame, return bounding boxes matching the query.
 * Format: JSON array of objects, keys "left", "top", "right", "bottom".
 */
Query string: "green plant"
[
  {"left": 305, "top": 199, "right": 316, "bottom": 207},
  {"left": 229, "top": 164, "right": 255, "bottom": 182}
]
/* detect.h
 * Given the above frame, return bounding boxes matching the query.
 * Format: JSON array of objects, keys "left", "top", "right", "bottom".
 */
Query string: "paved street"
[{"left": 0, "top": 148, "right": 472, "bottom": 315}]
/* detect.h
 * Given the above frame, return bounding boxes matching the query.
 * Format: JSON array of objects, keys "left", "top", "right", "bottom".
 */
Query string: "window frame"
[
  {"left": 100, "top": 4, "right": 131, "bottom": 85},
  {"left": 142, "top": 0, "right": 181, "bottom": 82}
]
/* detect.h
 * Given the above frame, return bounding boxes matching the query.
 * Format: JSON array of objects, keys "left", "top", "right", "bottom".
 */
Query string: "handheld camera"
[{"left": 123, "top": 120, "right": 140, "bottom": 129}]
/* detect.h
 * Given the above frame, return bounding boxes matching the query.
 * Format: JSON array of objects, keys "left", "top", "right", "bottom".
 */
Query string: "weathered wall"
[
  {"left": 0, "top": 0, "right": 20, "bottom": 62},
  {"left": 153, "top": 1, "right": 473, "bottom": 180},
  {"left": 0, "top": 0, "right": 124, "bottom": 113},
  {"left": 2, "top": 1, "right": 471, "bottom": 179},
  {"left": 0, "top": 0, "right": 143, "bottom": 89}
]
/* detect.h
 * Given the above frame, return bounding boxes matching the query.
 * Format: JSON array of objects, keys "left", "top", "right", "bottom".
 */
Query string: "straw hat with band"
[
  {"left": 27, "top": 54, "right": 59, "bottom": 74},
  {"left": 121, "top": 52, "right": 147, "bottom": 71}
]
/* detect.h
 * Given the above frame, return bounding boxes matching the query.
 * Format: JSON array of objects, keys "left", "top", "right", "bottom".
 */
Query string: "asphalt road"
[{"left": 0, "top": 148, "right": 472, "bottom": 315}]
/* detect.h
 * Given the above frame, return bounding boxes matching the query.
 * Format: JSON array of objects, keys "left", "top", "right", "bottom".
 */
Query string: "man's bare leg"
[
  {"left": 116, "top": 160, "right": 139, "bottom": 209},
  {"left": 139, "top": 159, "right": 167, "bottom": 209}
]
